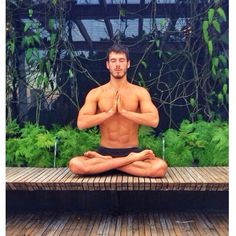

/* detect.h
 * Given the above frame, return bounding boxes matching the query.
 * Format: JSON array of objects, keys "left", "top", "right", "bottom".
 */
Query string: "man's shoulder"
[{"left": 129, "top": 83, "right": 149, "bottom": 94}]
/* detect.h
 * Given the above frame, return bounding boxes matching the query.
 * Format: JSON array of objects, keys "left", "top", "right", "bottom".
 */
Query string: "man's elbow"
[
  {"left": 77, "top": 120, "right": 86, "bottom": 130},
  {"left": 151, "top": 118, "right": 159, "bottom": 128}
]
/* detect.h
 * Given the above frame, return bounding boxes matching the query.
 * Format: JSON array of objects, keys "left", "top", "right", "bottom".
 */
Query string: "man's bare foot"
[
  {"left": 128, "top": 149, "right": 155, "bottom": 161},
  {"left": 84, "top": 151, "right": 112, "bottom": 159}
]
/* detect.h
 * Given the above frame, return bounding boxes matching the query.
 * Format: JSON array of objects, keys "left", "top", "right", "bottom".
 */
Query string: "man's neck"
[{"left": 109, "top": 77, "right": 128, "bottom": 90}]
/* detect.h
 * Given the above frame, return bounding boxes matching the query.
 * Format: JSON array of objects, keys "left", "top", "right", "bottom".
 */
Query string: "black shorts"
[{"left": 97, "top": 146, "right": 143, "bottom": 158}]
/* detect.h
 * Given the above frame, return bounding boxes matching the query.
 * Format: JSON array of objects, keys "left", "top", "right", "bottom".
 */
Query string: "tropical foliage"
[{"left": 6, "top": 119, "right": 228, "bottom": 167}]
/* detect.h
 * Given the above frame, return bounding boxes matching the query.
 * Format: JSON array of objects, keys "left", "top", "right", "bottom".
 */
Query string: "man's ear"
[
  {"left": 128, "top": 61, "right": 130, "bottom": 68},
  {"left": 106, "top": 60, "right": 110, "bottom": 70}
]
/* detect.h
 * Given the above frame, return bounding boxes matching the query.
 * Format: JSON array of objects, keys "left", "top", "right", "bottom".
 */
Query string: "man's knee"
[
  {"left": 149, "top": 159, "right": 168, "bottom": 178},
  {"left": 68, "top": 157, "right": 87, "bottom": 175}
]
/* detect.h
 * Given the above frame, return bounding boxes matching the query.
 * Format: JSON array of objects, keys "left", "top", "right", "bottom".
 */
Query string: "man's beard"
[{"left": 111, "top": 70, "right": 127, "bottom": 79}]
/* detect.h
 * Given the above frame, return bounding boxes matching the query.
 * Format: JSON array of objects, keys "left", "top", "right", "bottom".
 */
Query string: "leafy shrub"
[
  {"left": 6, "top": 119, "right": 228, "bottom": 167},
  {"left": 6, "top": 123, "right": 54, "bottom": 167},
  {"left": 6, "top": 121, "right": 100, "bottom": 167},
  {"left": 54, "top": 126, "right": 99, "bottom": 167},
  {"left": 178, "top": 119, "right": 228, "bottom": 166}
]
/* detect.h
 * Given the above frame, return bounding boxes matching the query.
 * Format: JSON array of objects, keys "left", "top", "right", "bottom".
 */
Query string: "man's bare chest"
[{"left": 97, "top": 92, "right": 139, "bottom": 112}]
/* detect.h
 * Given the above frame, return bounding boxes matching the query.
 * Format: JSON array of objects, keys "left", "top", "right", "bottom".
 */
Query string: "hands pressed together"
[{"left": 107, "top": 90, "right": 126, "bottom": 115}]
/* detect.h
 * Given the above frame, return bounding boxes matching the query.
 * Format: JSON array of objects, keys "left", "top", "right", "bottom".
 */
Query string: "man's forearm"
[
  {"left": 77, "top": 111, "right": 113, "bottom": 129},
  {"left": 120, "top": 110, "right": 159, "bottom": 128}
]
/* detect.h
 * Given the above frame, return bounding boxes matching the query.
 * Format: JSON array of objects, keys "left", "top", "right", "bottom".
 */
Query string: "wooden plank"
[
  {"left": 212, "top": 167, "right": 229, "bottom": 190},
  {"left": 167, "top": 168, "right": 180, "bottom": 190},
  {"left": 138, "top": 213, "right": 145, "bottom": 236},
  {"left": 110, "top": 174, "right": 118, "bottom": 191},
  {"left": 164, "top": 169, "right": 175, "bottom": 190},
  {"left": 175, "top": 211, "right": 194, "bottom": 236},
  {"left": 161, "top": 212, "right": 176, "bottom": 235},
  {"left": 53, "top": 213, "right": 76, "bottom": 236},
  {"left": 203, "top": 211, "right": 228, "bottom": 236},
  {"left": 6, "top": 167, "right": 25, "bottom": 179},
  {"left": 187, "top": 167, "right": 208, "bottom": 191},
  {"left": 64, "top": 171, "right": 82, "bottom": 191},
  {"left": 143, "top": 177, "right": 151, "bottom": 190},
  {"left": 7, "top": 168, "right": 37, "bottom": 190},
  {"left": 196, "top": 167, "right": 216, "bottom": 191},
  {"left": 58, "top": 169, "right": 76, "bottom": 190},
  {"left": 89, "top": 213, "right": 103, "bottom": 236},
  {"left": 24, "top": 168, "right": 53, "bottom": 191},
  {"left": 152, "top": 213, "right": 165, "bottom": 235},
  {"left": 72, "top": 214, "right": 91, "bottom": 236},
  {"left": 174, "top": 167, "right": 193, "bottom": 191},
  {"left": 183, "top": 167, "right": 198, "bottom": 190},
  {"left": 43, "top": 168, "right": 67, "bottom": 190},
  {"left": 121, "top": 174, "right": 128, "bottom": 191},
  {"left": 98, "top": 174, "right": 107, "bottom": 191},
  {"left": 171, "top": 167, "right": 187, "bottom": 190},
  {"left": 64, "top": 214, "right": 85, "bottom": 236},
  {"left": 199, "top": 167, "right": 219, "bottom": 191},
  {"left": 169, "top": 212, "right": 185, "bottom": 236},
  {"left": 159, "top": 212, "right": 171, "bottom": 235},
  {"left": 127, "top": 175, "right": 133, "bottom": 190},
  {"left": 116, "top": 173, "right": 123, "bottom": 191},
  {"left": 93, "top": 175, "right": 102, "bottom": 191},
  {"left": 138, "top": 176, "right": 145, "bottom": 190},
  {"left": 6, "top": 167, "right": 228, "bottom": 192}
]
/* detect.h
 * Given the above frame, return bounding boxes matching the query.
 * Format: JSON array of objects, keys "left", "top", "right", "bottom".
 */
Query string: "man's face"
[{"left": 106, "top": 52, "right": 130, "bottom": 80}]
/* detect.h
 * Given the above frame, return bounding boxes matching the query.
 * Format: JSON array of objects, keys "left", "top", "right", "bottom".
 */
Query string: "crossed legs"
[{"left": 68, "top": 150, "right": 168, "bottom": 177}]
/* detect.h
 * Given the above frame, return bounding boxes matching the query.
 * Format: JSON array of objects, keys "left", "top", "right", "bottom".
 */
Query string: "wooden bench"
[{"left": 6, "top": 166, "right": 228, "bottom": 192}]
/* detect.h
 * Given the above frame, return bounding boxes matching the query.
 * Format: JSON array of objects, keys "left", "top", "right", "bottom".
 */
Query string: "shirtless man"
[{"left": 68, "top": 44, "right": 168, "bottom": 177}]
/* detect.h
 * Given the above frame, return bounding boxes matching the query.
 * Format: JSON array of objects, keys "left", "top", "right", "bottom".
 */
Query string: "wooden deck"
[
  {"left": 6, "top": 167, "right": 228, "bottom": 191},
  {"left": 6, "top": 210, "right": 228, "bottom": 236}
]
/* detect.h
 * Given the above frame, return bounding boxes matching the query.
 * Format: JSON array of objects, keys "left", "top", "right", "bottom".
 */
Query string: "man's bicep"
[
  {"left": 139, "top": 89, "right": 158, "bottom": 114},
  {"left": 79, "top": 92, "right": 98, "bottom": 116}
]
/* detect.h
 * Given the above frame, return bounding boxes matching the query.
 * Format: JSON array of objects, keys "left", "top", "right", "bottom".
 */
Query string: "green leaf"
[
  {"left": 24, "top": 22, "right": 31, "bottom": 32},
  {"left": 46, "top": 61, "right": 51, "bottom": 74},
  {"left": 8, "top": 41, "right": 15, "bottom": 54},
  {"left": 26, "top": 48, "right": 33, "bottom": 62},
  {"left": 28, "top": 9, "right": 33, "bottom": 17},
  {"left": 33, "top": 34, "right": 40, "bottom": 44},
  {"left": 138, "top": 72, "right": 143, "bottom": 80},
  {"left": 208, "top": 8, "right": 215, "bottom": 23},
  {"left": 217, "top": 7, "right": 227, "bottom": 21},
  {"left": 155, "top": 39, "right": 160, "bottom": 48},
  {"left": 212, "top": 19, "right": 221, "bottom": 33},
  {"left": 222, "top": 84, "right": 228, "bottom": 95},
  {"left": 219, "top": 55, "right": 227, "bottom": 66},
  {"left": 207, "top": 40, "right": 213, "bottom": 56},
  {"left": 202, "top": 21, "right": 209, "bottom": 43},
  {"left": 190, "top": 98, "right": 195, "bottom": 107},
  {"left": 160, "top": 19, "right": 166, "bottom": 27},
  {"left": 141, "top": 60, "right": 147, "bottom": 69},
  {"left": 211, "top": 65, "right": 216, "bottom": 76},
  {"left": 50, "top": 33, "right": 56, "bottom": 46},
  {"left": 49, "top": 48, "right": 55, "bottom": 60},
  {"left": 154, "top": 49, "right": 162, "bottom": 58},
  {"left": 48, "top": 19, "right": 55, "bottom": 30},
  {"left": 217, "top": 93, "right": 223, "bottom": 102},
  {"left": 212, "top": 57, "right": 219, "bottom": 67},
  {"left": 224, "top": 68, "right": 229, "bottom": 77},
  {"left": 68, "top": 69, "right": 73, "bottom": 78}
]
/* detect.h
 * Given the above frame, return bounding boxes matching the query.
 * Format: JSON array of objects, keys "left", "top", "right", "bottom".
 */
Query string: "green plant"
[
  {"left": 138, "top": 126, "right": 162, "bottom": 157},
  {"left": 178, "top": 119, "right": 228, "bottom": 166},
  {"left": 163, "top": 128, "right": 193, "bottom": 167},
  {"left": 54, "top": 127, "right": 99, "bottom": 167},
  {"left": 6, "top": 122, "right": 54, "bottom": 167}
]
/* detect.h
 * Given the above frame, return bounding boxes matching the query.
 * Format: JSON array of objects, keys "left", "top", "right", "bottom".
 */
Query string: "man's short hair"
[{"left": 106, "top": 44, "right": 130, "bottom": 61}]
